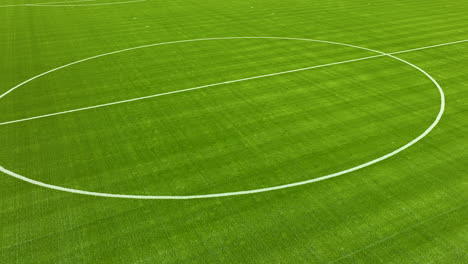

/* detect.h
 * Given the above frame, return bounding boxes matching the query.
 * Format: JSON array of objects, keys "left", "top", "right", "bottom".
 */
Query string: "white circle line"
[{"left": 0, "top": 37, "right": 445, "bottom": 199}]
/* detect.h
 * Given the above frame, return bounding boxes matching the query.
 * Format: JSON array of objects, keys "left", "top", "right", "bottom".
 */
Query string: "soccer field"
[{"left": 0, "top": 0, "right": 467, "bottom": 263}]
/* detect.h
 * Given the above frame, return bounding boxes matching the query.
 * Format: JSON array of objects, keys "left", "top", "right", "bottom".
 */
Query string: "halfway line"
[
  {"left": 0, "top": 0, "right": 95, "bottom": 7},
  {"left": 0, "top": 39, "right": 466, "bottom": 126}
]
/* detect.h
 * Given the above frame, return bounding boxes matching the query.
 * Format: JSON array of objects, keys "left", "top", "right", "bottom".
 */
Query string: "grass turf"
[{"left": 0, "top": 0, "right": 467, "bottom": 263}]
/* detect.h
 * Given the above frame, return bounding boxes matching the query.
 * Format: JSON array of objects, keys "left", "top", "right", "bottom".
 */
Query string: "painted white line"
[
  {"left": 0, "top": 37, "right": 455, "bottom": 199},
  {"left": 389, "top": 39, "right": 468, "bottom": 55},
  {"left": 0, "top": 0, "right": 143, "bottom": 7},
  {"left": 0, "top": 38, "right": 465, "bottom": 126},
  {"left": 32, "top": 0, "right": 96, "bottom": 5},
  {"left": 0, "top": 4, "right": 26, "bottom": 7},
  {"left": 25, "top": 0, "right": 145, "bottom": 6},
  {"left": 0, "top": 0, "right": 95, "bottom": 7},
  {"left": 0, "top": 55, "right": 385, "bottom": 126}
]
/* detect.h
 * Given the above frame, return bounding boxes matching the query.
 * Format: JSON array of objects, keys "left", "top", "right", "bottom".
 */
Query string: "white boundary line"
[
  {"left": 26, "top": 0, "right": 145, "bottom": 6},
  {"left": 0, "top": 0, "right": 95, "bottom": 7},
  {"left": 0, "top": 37, "right": 464, "bottom": 199},
  {"left": 0, "top": 55, "right": 386, "bottom": 126},
  {"left": 0, "top": 0, "right": 144, "bottom": 7},
  {"left": 389, "top": 39, "right": 467, "bottom": 55},
  {"left": 1, "top": 38, "right": 465, "bottom": 125},
  {"left": 31, "top": 0, "right": 96, "bottom": 4}
]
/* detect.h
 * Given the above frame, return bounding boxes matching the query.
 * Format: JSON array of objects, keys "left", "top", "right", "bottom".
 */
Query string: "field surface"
[{"left": 0, "top": 0, "right": 467, "bottom": 263}]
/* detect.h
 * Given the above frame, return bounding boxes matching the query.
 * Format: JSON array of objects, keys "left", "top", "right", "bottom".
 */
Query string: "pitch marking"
[
  {"left": 26, "top": 0, "right": 145, "bottom": 6},
  {"left": 0, "top": 0, "right": 144, "bottom": 7},
  {"left": 0, "top": 0, "right": 95, "bottom": 7},
  {"left": 31, "top": 0, "right": 96, "bottom": 5},
  {"left": 1, "top": 38, "right": 465, "bottom": 123},
  {"left": 0, "top": 37, "right": 462, "bottom": 199}
]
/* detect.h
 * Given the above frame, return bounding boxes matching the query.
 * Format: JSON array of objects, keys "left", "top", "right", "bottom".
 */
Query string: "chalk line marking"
[
  {"left": 0, "top": 0, "right": 95, "bottom": 7},
  {"left": 0, "top": 0, "right": 144, "bottom": 7},
  {"left": 0, "top": 36, "right": 462, "bottom": 199},
  {"left": 25, "top": 0, "right": 145, "bottom": 6},
  {"left": 0, "top": 55, "right": 385, "bottom": 126},
  {"left": 388, "top": 39, "right": 467, "bottom": 54},
  {"left": 31, "top": 0, "right": 96, "bottom": 5},
  {"left": 0, "top": 38, "right": 465, "bottom": 126}
]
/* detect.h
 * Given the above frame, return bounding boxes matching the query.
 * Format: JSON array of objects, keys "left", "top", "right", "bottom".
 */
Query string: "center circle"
[{"left": 0, "top": 37, "right": 444, "bottom": 199}]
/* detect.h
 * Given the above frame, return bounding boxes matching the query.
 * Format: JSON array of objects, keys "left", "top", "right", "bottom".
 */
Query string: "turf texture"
[{"left": 0, "top": 0, "right": 467, "bottom": 263}]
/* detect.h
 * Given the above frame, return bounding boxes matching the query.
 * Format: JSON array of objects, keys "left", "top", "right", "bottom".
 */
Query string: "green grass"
[{"left": 0, "top": 0, "right": 467, "bottom": 263}]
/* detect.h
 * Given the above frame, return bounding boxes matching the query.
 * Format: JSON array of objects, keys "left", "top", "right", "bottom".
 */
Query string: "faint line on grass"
[
  {"left": 0, "top": 0, "right": 146, "bottom": 7},
  {"left": 389, "top": 39, "right": 468, "bottom": 55},
  {"left": 25, "top": 0, "right": 145, "bottom": 7},
  {"left": 31, "top": 0, "right": 96, "bottom": 5},
  {"left": 327, "top": 203, "right": 467, "bottom": 264},
  {"left": 0, "top": 0, "right": 96, "bottom": 7}
]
